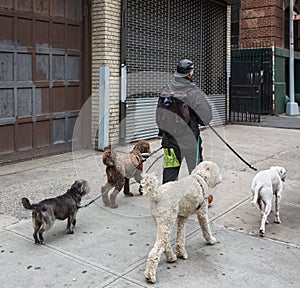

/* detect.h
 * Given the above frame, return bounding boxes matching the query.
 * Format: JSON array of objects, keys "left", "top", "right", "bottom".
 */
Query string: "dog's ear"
[
  {"left": 73, "top": 180, "right": 82, "bottom": 189},
  {"left": 103, "top": 148, "right": 116, "bottom": 164},
  {"left": 133, "top": 142, "right": 142, "bottom": 152},
  {"left": 103, "top": 148, "right": 112, "bottom": 154},
  {"left": 103, "top": 145, "right": 111, "bottom": 151},
  {"left": 133, "top": 140, "right": 150, "bottom": 153}
]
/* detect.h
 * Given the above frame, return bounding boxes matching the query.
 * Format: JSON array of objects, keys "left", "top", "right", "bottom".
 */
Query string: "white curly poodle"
[{"left": 142, "top": 161, "right": 222, "bottom": 284}]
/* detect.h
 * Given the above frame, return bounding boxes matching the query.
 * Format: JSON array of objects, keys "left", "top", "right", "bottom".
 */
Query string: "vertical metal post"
[
  {"left": 290, "top": 0, "right": 295, "bottom": 103},
  {"left": 271, "top": 46, "right": 276, "bottom": 114},
  {"left": 119, "top": 64, "right": 127, "bottom": 145},
  {"left": 98, "top": 66, "right": 110, "bottom": 150},
  {"left": 286, "top": 0, "right": 299, "bottom": 115},
  {"left": 120, "top": 0, "right": 127, "bottom": 145},
  {"left": 120, "top": 64, "right": 127, "bottom": 103}
]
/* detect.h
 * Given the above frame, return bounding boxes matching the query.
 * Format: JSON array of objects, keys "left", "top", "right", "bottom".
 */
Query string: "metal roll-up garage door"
[
  {"left": 124, "top": 0, "right": 227, "bottom": 143},
  {"left": 0, "top": 0, "right": 90, "bottom": 163}
]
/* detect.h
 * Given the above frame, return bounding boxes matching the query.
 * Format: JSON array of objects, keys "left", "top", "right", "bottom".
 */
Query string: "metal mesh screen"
[
  {"left": 201, "top": 0, "right": 227, "bottom": 95},
  {"left": 125, "top": 0, "right": 227, "bottom": 141},
  {"left": 126, "top": 0, "right": 170, "bottom": 98},
  {"left": 126, "top": 0, "right": 227, "bottom": 97}
]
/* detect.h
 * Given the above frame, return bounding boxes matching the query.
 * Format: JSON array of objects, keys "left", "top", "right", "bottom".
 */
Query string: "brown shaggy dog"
[
  {"left": 101, "top": 140, "right": 151, "bottom": 208},
  {"left": 21, "top": 180, "right": 90, "bottom": 244}
]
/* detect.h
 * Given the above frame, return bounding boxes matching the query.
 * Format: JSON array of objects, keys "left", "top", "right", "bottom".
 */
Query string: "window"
[{"left": 231, "top": 0, "right": 240, "bottom": 49}]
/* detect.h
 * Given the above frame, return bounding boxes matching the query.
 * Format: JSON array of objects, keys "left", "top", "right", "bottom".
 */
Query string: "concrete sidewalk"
[{"left": 1, "top": 124, "right": 300, "bottom": 288}]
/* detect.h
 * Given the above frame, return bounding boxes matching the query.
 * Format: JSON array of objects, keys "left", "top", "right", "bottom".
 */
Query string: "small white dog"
[
  {"left": 142, "top": 161, "right": 222, "bottom": 284},
  {"left": 251, "top": 166, "right": 286, "bottom": 237}
]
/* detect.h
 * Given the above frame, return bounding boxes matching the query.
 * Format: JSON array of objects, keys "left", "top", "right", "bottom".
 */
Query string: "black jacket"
[{"left": 158, "top": 77, "right": 212, "bottom": 151}]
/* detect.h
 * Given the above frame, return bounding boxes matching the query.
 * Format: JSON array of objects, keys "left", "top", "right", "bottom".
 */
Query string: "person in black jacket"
[{"left": 157, "top": 59, "right": 212, "bottom": 184}]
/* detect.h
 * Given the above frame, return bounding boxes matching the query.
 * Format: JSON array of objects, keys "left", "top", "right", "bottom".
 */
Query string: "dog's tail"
[
  {"left": 21, "top": 197, "right": 35, "bottom": 210},
  {"left": 251, "top": 184, "right": 261, "bottom": 205},
  {"left": 141, "top": 173, "right": 158, "bottom": 197}
]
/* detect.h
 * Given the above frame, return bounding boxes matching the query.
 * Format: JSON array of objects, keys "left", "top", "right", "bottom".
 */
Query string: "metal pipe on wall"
[{"left": 286, "top": 0, "right": 299, "bottom": 115}]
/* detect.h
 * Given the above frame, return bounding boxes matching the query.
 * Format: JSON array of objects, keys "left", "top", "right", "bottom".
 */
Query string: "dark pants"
[{"left": 162, "top": 146, "right": 203, "bottom": 184}]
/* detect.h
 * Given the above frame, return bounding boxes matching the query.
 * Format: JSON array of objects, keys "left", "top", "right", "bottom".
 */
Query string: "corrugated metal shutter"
[
  {"left": 125, "top": 97, "right": 158, "bottom": 142},
  {"left": 209, "top": 94, "right": 227, "bottom": 126},
  {"left": 125, "top": 94, "right": 226, "bottom": 143},
  {"left": 124, "top": 0, "right": 227, "bottom": 142}
]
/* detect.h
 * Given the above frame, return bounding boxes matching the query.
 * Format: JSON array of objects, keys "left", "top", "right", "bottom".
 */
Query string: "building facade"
[
  {"left": 92, "top": 0, "right": 231, "bottom": 149},
  {"left": 0, "top": 0, "right": 230, "bottom": 163},
  {"left": 230, "top": 0, "right": 300, "bottom": 118}
]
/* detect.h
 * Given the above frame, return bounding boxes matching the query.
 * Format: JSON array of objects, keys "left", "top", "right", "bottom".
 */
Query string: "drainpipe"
[
  {"left": 98, "top": 67, "right": 110, "bottom": 150},
  {"left": 119, "top": 0, "right": 127, "bottom": 145},
  {"left": 286, "top": 0, "right": 299, "bottom": 115},
  {"left": 272, "top": 46, "right": 275, "bottom": 114}
]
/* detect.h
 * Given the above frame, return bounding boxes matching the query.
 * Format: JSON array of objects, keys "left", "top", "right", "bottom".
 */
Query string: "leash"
[
  {"left": 195, "top": 135, "right": 201, "bottom": 166},
  {"left": 145, "top": 153, "right": 163, "bottom": 173},
  {"left": 79, "top": 146, "right": 163, "bottom": 209},
  {"left": 208, "top": 124, "right": 257, "bottom": 171}
]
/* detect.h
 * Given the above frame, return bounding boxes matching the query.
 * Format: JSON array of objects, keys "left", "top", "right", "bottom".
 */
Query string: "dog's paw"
[
  {"left": 251, "top": 200, "right": 257, "bottom": 206},
  {"left": 34, "top": 235, "right": 43, "bottom": 245},
  {"left": 139, "top": 185, "right": 143, "bottom": 195},
  {"left": 67, "top": 229, "right": 74, "bottom": 234},
  {"left": 166, "top": 253, "right": 177, "bottom": 263},
  {"left": 207, "top": 236, "right": 216, "bottom": 245},
  {"left": 124, "top": 192, "right": 134, "bottom": 197},
  {"left": 274, "top": 218, "right": 281, "bottom": 224},
  {"left": 109, "top": 203, "right": 118, "bottom": 209},
  {"left": 259, "top": 229, "right": 265, "bottom": 237},
  {"left": 145, "top": 272, "right": 156, "bottom": 284},
  {"left": 177, "top": 252, "right": 188, "bottom": 260},
  {"left": 102, "top": 199, "right": 110, "bottom": 206},
  {"left": 175, "top": 246, "right": 187, "bottom": 260}
]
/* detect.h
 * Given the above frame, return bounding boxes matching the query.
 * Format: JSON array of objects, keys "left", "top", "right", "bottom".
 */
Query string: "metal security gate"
[
  {"left": 122, "top": 0, "right": 228, "bottom": 143},
  {"left": 0, "top": 0, "right": 91, "bottom": 163},
  {"left": 230, "top": 48, "right": 272, "bottom": 122}
]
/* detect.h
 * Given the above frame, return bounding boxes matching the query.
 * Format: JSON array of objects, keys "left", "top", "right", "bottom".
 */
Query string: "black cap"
[{"left": 174, "top": 59, "right": 194, "bottom": 77}]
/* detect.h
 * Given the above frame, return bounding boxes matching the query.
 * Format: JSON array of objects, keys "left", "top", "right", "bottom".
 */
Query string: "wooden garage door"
[{"left": 0, "top": 0, "right": 90, "bottom": 163}]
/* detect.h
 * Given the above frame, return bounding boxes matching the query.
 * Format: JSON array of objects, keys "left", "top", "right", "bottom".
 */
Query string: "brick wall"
[
  {"left": 240, "top": 0, "right": 285, "bottom": 48},
  {"left": 91, "top": 0, "right": 121, "bottom": 149}
]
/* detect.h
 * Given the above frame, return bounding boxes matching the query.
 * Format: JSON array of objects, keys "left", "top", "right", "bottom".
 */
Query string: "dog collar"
[
  {"left": 194, "top": 176, "right": 208, "bottom": 210},
  {"left": 196, "top": 196, "right": 208, "bottom": 210}
]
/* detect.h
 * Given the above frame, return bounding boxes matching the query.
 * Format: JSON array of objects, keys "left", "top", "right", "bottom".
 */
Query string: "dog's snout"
[
  {"left": 141, "top": 152, "right": 150, "bottom": 159},
  {"left": 83, "top": 181, "right": 90, "bottom": 193}
]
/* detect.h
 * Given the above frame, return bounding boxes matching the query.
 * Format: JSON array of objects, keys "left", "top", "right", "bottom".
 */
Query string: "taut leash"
[{"left": 208, "top": 124, "right": 257, "bottom": 171}]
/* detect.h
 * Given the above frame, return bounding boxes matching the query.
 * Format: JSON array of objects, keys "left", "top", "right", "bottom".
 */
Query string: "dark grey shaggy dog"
[{"left": 22, "top": 179, "right": 90, "bottom": 244}]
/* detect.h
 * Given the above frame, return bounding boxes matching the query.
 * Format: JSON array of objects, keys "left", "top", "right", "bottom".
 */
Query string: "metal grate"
[
  {"left": 201, "top": 0, "right": 227, "bottom": 95},
  {"left": 125, "top": 0, "right": 228, "bottom": 142},
  {"left": 125, "top": 97, "right": 159, "bottom": 142},
  {"left": 230, "top": 48, "right": 273, "bottom": 123},
  {"left": 209, "top": 94, "right": 227, "bottom": 126}
]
